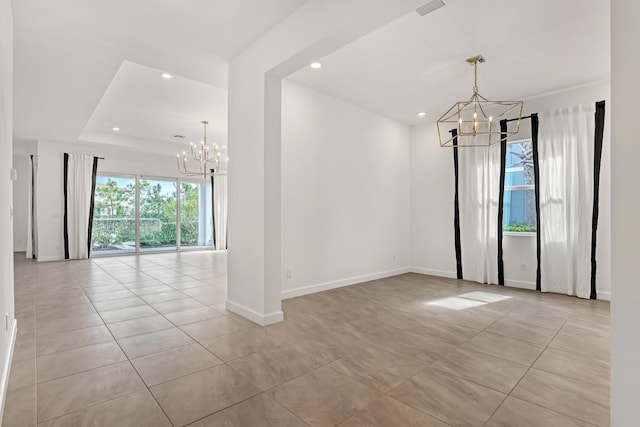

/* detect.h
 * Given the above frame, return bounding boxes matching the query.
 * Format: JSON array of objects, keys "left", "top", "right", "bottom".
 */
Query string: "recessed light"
[
  {"left": 417, "top": 112, "right": 427, "bottom": 117},
  {"left": 161, "top": 72, "right": 174, "bottom": 79},
  {"left": 112, "top": 127, "right": 120, "bottom": 131},
  {"left": 310, "top": 62, "right": 322, "bottom": 69}
]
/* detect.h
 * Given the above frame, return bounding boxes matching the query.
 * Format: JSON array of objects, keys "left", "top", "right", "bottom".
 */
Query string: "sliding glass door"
[
  {"left": 180, "top": 181, "right": 213, "bottom": 249},
  {"left": 139, "top": 177, "right": 177, "bottom": 252},
  {"left": 92, "top": 175, "right": 136, "bottom": 255},
  {"left": 91, "top": 174, "right": 212, "bottom": 256}
]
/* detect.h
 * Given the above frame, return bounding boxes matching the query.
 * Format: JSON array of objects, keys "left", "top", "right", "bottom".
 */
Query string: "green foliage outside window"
[
  {"left": 92, "top": 178, "right": 204, "bottom": 250},
  {"left": 504, "top": 223, "right": 536, "bottom": 233}
]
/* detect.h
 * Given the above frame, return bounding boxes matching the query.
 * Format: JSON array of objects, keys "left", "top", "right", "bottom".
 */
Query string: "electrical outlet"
[
  {"left": 520, "top": 262, "right": 527, "bottom": 271},
  {"left": 286, "top": 267, "right": 293, "bottom": 278},
  {"left": 392, "top": 254, "right": 397, "bottom": 261}
]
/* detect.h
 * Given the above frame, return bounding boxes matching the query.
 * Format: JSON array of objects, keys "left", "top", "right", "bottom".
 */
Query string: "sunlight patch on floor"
[
  {"left": 457, "top": 291, "right": 512, "bottom": 303},
  {"left": 426, "top": 292, "right": 512, "bottom": 310}
]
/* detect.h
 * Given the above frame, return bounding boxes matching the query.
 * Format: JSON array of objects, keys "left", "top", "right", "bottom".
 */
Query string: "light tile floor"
[{"left": 4, "top": 251, "right": 610, "bottom": 426}]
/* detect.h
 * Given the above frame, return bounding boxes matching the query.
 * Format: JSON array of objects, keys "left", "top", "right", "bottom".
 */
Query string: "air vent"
[
  {"left": 416, "top": 0, "right": 445, "bottom": 16},
  {"left": 174, "top": 135, "right": 185, "bottom": 139}
]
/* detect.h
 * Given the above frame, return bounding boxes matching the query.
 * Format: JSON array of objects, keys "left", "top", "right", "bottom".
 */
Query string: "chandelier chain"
[{"left": 473, "top": 61, "right": 478, "bottom": 94}]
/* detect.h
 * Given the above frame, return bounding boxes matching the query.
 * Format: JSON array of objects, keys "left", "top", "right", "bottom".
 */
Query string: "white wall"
[
  {"left": 409, "top": 121, "right": 456, "bottom": 278},
  {"left": 611, "top": 0, "right": 640, "bottom": 423},
  {"left": 11, "top": 155, "right": 29, "bottom": 252},
  {"left": 410, "top": 81, "right": 611, "bottom": 299},
  {"left": 281, "top": 80, "right": 411, "bottom": 298},
  {"left": 36, "top": 140, "right": 203, "bottom": 262},
  {"left": 12, "top": 141, "right": 37, "bottom": 254},
  {"left": 227, "top": 0, "right": 428, "bottom": 325},
  {"left": 0, "top": 0, "right": 16, "bottom": 416}
]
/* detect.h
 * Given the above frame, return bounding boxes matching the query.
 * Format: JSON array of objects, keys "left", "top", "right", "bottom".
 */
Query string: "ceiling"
[
  {"left": 79, "top": 61, "right": 228, "bottom": 156},
  {"left": 12, "top": 0, "right": 308, "bottom": 144},
  {"left": 12, "top": 0, "right": 610, "bottom": 150},
  {"left": 288, "top": 0, "right": 610, "bottom": 125}
]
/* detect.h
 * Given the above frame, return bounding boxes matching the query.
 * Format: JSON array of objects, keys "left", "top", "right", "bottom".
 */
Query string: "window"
[
  {"left": 180, "top": 181, "right": 213, "bottom": 248},
  {"left": 503, "top": 140, "right": 536, "bottom": 233},
  {"left": 91, "top": 174, "right": 212, "bottom": 255},
  {"left": 92, "top": 174, "right": 136, "bottom": 254},
  {"left": 139, "top": 177, "right": 177, "bottom": 252}
]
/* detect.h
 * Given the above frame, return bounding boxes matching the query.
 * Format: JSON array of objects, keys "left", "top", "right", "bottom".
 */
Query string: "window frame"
[
  {"left": 138, "top": 175, "right": 179, "bottom": 253},
  {"left": 92, "top": 172, "right": 214, "bottom": 256},
  {"left": 503, "top": 138, "right": 536, "bottom": 237},
  {"left": 92, "top": 173, "right": 138, "bottom": 255},
  {"left": 179, "top": 178, "right": 214, "bottom": 251}
]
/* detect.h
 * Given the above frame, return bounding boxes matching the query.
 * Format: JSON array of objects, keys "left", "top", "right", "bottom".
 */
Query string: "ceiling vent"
[{"left": 416, "top": 0, "right": 445, "bottom": 16}]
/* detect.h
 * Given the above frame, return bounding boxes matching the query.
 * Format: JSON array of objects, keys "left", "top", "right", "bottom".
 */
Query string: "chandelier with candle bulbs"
[
  {"left": 437, "top": 55, "right": 523, "bottom": 147},
  {"left": 176, "top": 121, "right": 227, "bottom": 179}
]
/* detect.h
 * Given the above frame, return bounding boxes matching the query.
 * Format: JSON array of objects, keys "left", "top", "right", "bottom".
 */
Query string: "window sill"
[{"left": 503, "top": 232, "right": 536, "bottom": 237}]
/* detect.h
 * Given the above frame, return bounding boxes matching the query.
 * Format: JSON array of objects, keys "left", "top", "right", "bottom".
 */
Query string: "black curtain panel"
[
  {"left": 497, "top": 120, "right": 508, "bottom": 286},
  {"left": 63, "top": 153, "right": 70, "bottom": 260},
  {"left": 451, "top": 129, "right": 463, "bottom": 280},
  {"left": 590, "top": 100, "right": 606, "bottom": 299},
  {"left": 530, "top": 114, "right": 542, "bottom": 291},
  {"left": 30, "top": 155, "right": 36, "bottom": 259},
  {"left": 86, "top": 157, "right": 100, "bottom": 258}
]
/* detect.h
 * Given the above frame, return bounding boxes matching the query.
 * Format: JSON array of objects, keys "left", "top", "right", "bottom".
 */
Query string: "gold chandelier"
[
  {"left": 176, "top": 121, "right": 227, "bottom": 179},
  {"left": 437, "top": 55, "right": 523, "bottom": 147}
]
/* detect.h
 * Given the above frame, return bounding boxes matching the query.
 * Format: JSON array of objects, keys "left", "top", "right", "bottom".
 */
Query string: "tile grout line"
[
  {"left": 96, "top": 254, "right": 240, "bottom": 426},
  {"left": 481, "top": 305, "right": 581, "bottom": 426},
  {"left": 108, "top": 254, "right": 258, "bottom": 426},
  {"left": 376, "top": 290, "right": 587, "bottom": 425},
  {"left": 13, "top": 254, "right": 609, "bottom": 427},
  {"left": 374, "top": 298, "right": 524, "bottom": 426},
  {"left": 75, "top": 259, "right": 177, "bottom": 427}
]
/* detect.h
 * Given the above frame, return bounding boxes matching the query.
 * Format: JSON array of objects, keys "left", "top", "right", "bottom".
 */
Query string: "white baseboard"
[
  {"left": 12, "top": 247, "right": 26, "bottom": 253},
  {"left": 409, "top": 267, "right": 457, "bottom": 279},
  {"left": 281, "top": 267, "right": 411, "bottom": 300},
  {"left": 408, "top": 268, "right": 611, "bottom": 301},
  {"left": 0, "top": 319, "right": 17, "bottom": 423},
  {"left": 226, "top": 300, "right": 283, "bottom": 326},
  {"left": 504, "top": 279, "right": 536, "bottom": 290},
  {"left": 410, "top": 268, "right": 541, "bottom": 291}
]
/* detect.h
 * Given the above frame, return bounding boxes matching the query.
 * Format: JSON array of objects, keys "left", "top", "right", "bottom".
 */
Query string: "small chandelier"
[
  {"left": 176, "top": 121, "right": 227, "bottom": 178},
  {"left": 437, "top": 55, "right": 523, "bottom": 147}
]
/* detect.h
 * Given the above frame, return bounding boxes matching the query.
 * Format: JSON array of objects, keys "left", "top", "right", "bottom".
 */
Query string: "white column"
[
  {"left": 0, "top": 0, "right": 15, "bottom": 410},
  {"left": 611, "top": 0, "right": 640, "bottom": 425},
  {"left": 226, "top": 0, "right": 425, "bottom": 325}
]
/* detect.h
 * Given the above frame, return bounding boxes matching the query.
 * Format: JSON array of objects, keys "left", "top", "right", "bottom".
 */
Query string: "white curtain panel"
[
  {"left": 66, "top": 154, "right": 95, "bottom": 259},
  {"left": 458, "top": 143, "right": 501, "bottom": 284},
  {"left": 213, "top": 175, "right": 228, "bottom": 250},
  {"left": 26, "top": 155, "right": 38, "bottom": 259},
  {"left": 538, "top": 104, "right": 596, "bottom": 298}
]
